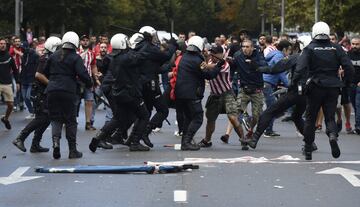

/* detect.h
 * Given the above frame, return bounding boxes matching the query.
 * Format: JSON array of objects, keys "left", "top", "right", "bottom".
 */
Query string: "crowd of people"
[{"left": 1, "top": 21, "right": 359, "bottom": 160}]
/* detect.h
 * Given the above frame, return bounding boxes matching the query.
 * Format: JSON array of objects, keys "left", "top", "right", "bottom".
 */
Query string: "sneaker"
[
  {"left": 152, "top": 127, "right": 161, "bottom": 133},
  {"left": 240, "top": 115, "right": 251, "bottom": 131},
  {"left": 174, "top": 131, "right": 183, "bottom": 137},
  {"left": 345, "top": 122, "right": 353, "bottom": 134},
  {"left": 1, "top": 117, "right": 11, "bottom": 130},
  {"left": 263, "top": 131, "right": 280, "bottom": 137},
  {"left": 25, "top": 114, "right": 35, "bottom": 120},
  {"left": 346, "top": 127, "right": 354, "bottom": 134},
  {"left": 315, "top": 125, "right": 322, "bottom": 133},
  {"left": 353, "top": 128, "right": 360, "bottom": 135},
  {"left": 220, "top": 134, "right": 229, "bottom": 144},
  {"left": 13, "top": 106, "right": 18, "bottom": 112},
  {"left": 198, "top": 139, "right": 212, "bottom": 148},
  {"left": 241, "top": 142, "right": 249, "bottom": 150},
  {"left": 85, "top": 122, "right": 96, "bottom": 131}
]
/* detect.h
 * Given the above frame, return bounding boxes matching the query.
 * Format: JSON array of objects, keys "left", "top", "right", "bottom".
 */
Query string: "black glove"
[
  {"left": 256, "top": 66, "right": 271, "bottom": 73},
  {"left": 168, "top": 38, "right": 179, "bottom": 50},
  {"left": 216, "top": 59, "right": 226, "bottom": 67}
]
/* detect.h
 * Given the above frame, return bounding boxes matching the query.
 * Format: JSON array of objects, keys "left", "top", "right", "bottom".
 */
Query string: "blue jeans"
[
  {"left": 350, "top": 86, "right": 360, "bottom": 129},
  {"left": 21, "top": 84, "right": 33, "bottom": 114},
  {"left": 263, "top": 83, "right": 276, "bottom": 133}
]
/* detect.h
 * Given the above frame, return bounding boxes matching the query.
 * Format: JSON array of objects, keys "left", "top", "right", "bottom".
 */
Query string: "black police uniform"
[
  {"left": 135, "top": 40, "right": 176, "bottom": 147},
  {"left": 294, "top": 39, "right": 354, "bottom": 160},
  {"left": 89, "top": 49, "right": 150, "bottom": 152},
  {"left": 43, "top": 48, "right": 93, "bottom": 159},
  {"left": 175, "top": 51, "right": 222, "bottom": 150},
  {"left": 13, "top": 53, "right": 51, "bottom": 153},
  {"left": 247, "top": 53, "right": 311, "bottom": 150}
]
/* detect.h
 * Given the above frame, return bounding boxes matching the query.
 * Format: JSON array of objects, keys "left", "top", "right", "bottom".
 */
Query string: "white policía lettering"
[
  {"left": 351, "top": 60, "right": 360, "bottom": 66},
  {"left": 316, "top": 167, "right": 360, "bottom": 187},
  {"left": 0, "top": 167, "right": 43, "bottom": 186},
  {"left": 314, "top": 46, "right": 336, "bottom": 51}
]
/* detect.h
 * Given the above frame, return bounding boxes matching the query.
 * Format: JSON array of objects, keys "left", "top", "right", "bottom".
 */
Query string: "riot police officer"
[
  {"left": 175, "top": 36, "right": 223, "bottom": 150},
  {"left": 294, "top": 22, "right": 354, "bottom": 160},
  {"left": 135, "top": 26, "right": 176, "bottom": 148},
  {"left": 13, "top": 36, "right": 61, "bottom": 153},
  {"left": 42, "top": 31, "right": 93, "bottom": 159},
  {"left": 89, "top": 33, "right": 151, "bottom": 152}
]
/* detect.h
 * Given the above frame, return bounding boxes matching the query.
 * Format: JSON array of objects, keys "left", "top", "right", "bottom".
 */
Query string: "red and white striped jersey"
[
  {"left": 77, "top": 47, "right": 96, "bottom": 76},
  {"left": 264, "top": 45, "right": 277, "bottom": 57},
  {"left": 208, "top": 59, "right": 232, "bottom": 95}
]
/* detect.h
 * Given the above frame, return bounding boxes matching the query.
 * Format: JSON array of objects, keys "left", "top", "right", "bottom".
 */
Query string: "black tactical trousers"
[
  {"left": 117, "top": 97, "right": 150, "bottom": 139},
  {"left": 143, "top": 82, "right": 169, "bottom": 129},
  {"left": 255, "top": 89, "right": 306, "bottom": 138},
  {"left": 303, "top": 87, "right": 339, "bottom": 145},
  {"left": 18, "top": 112, "right": 50, "bottom": 141},
  {"left": 48, "top": 91, "right": 79, "bottom": 142},
  {"left": 175, "top": 99, "right": 204, "bottom": 139}
]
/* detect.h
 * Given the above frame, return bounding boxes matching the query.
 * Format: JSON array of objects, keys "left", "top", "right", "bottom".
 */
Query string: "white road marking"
[
  {"left": 0, "top": 167, "right": 43, "bottom": 185},
  {"left": 146, "top": 155, "right": 360, "bottom": 166},
  {"left": 174, "top": 190, "right": 187, "bottom": 202},
  {"left": 317, "top": 167, "right": 360, "bottom": 187}
]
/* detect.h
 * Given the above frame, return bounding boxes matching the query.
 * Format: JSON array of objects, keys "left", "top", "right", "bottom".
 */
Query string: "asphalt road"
[{"left": 1, "top": 98, "right": 360, "bottom": 207}]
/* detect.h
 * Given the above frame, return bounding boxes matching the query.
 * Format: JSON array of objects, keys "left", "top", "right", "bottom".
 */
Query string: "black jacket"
[
  {"left": 294, "top": 39, "right": 354, "bottom": 88},
  {"left": 20, "top": 48, "right": 39, "bottom": 85},
  {"left": 43, "top": 49, "right": 92, "bottom": 94},
  {"left": 111, "top": 49, "right": 147, "bottom": 99},
  {"left": 100, "top": 54, "right": 115, "bottom": 95},
  {"left": 175, "top": 51, "right": 221, "bottom": 100},
  {"left": 348, "top": 49, "right": 360, "bottom": 84},
  {"left": 135, "top": 40, "right": 176, "bottom": 84},
  {"left": 233, "top": 49, "right": 267, "bottom": 89},
  {"left": 0, "top": 51, "right": 18, "bottom": 84}
]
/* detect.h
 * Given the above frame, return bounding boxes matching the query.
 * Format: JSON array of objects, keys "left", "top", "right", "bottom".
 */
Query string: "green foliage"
[{"left": 0, "top": 0, "right": 358, "bottom": 39}]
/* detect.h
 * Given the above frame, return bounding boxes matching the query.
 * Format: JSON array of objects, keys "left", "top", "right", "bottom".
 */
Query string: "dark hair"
[
  {"left": 330, "top": 33, "right": 338, "bottom": 40},
  {"left": 265, "top": 36, "right": 272, "bottom": 44},
  {"left": 276, "top": 40, "right": 291, "bottom": 51},
  {"left": 0, "top": 37, "right": 5, "bottom": 41},
  {"left": 242, "top": 39, "right": 253, "bottom": 46},
  {"left": 293, "top": 41, "right": 301, "bottom": 52},
  {"left": 258, "top": 34, "right": 266, "bottom": 39}
]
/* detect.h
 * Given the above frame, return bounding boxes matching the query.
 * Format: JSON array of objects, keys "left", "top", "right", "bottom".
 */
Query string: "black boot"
[
  {"left": 109, "top": 129, "right": 126, "bottom": 145},
  {"left": 247, "top": 131, "right": 261, "bottom": 149},
  {"left": 181, "top": 135, "right": 200, "bottom": 151},
  {"left": 68, "top": 141, "right": 83, "bottom": 159},
  {"left": 12, "top": 133, "right": 27, "bottom": 152},
  {"left": 30, "top": 136, "right": 49, "bottom": 153},
  {"left": 303, "top": 143, "right": 312, "bottom": 161},
  {"left": 329, "top": 133, "right": 340, "bottom": 158},
  {"left": 98, "top": 140, "right": 113, "bottom": 149},
  {"left": 129, "top": 133, "right": 150, "bottom": 151},
  {"left": 89, "top": 138, "right": 100, "bottom": 152},
  {"left": 89, "top": 131, "right": 107, "bottom": 152},
  {"left": 52, "top": 136, "right": 61, "bottom": 159},
  {"left": 142, "top": 125, "right": 154, "bottom": 148}
]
